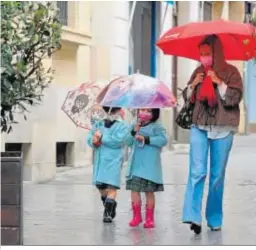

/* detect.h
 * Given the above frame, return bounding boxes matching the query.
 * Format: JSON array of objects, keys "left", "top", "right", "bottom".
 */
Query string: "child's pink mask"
[{"left": 138, "top": 111, "right": 152, "bottom": 122}]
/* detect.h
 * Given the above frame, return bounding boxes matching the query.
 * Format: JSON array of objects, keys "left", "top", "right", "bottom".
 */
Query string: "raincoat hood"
[{"left": 199, "top": 34, "right": 227, "bottom": 73}]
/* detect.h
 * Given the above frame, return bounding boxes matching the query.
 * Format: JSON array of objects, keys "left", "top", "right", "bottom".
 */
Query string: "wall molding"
[{"left": 61, "top": 27, "right": 92, "bottom": 46}]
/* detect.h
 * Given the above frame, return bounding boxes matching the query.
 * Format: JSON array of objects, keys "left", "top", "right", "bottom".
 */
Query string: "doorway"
[
  {"left": 129, "top": 1, "right": 158, "bottom": 77},
  {"left": 56, "top": 142, "right": 74, "bottom": 167}
]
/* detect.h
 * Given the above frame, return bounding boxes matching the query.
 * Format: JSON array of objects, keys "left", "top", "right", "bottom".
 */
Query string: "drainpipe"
[
  {"left": 128, "top": 1, "right": 137, "bottom": 40},
  {"left": 128, "top": 1, "right": 137, "bottom": 75},
  {"left": 200, "top": 1, "right": 204, "bottom": 21},
  {"left": 172, "top": 2, "right": 178, "bottom": 142},
  {"left": 151, "top": 1, "right": 157, "bottom": 77}
]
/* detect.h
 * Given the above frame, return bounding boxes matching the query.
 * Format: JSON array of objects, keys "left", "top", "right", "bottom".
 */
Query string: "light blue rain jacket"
[
  {"left": 125, "top": 122, "right": 168, "bottom": 184},
  {"left": 87, "top": 120, "right": 129, "bottom": 188}
]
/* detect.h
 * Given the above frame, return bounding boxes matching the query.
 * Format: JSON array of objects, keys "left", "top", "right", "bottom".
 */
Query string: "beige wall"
[
  {"left": 4, "top": 1, "right": 93, "bottom": 183},
  {"left": 212, "top": 1, "right": 246, "bottom": 134},
  {"left": 159, "top": 2, "right": 175, "bottom": 147},
  {"left": 176, "top": 1, "right": 201, "bottom": 143},
  {"left": 90, "top": 1, "right": 130, "bottom": 81},
  {"left": 212, "top": 1, "right": 224, "bottom": 21},
  {"left": 90, "top": 1, "right": 113, "bottom": 81}
]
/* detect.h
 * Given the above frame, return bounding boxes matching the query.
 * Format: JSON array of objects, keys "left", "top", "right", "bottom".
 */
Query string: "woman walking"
[{"left": 182, "top": 35, "right": 243, "bottom": 234}]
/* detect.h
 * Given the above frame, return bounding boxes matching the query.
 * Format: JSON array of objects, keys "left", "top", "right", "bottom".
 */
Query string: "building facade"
[
  {"left": 2, "top": 1, "right": 174, "bottom": 183},
  {"left": 2, "top": 1, "right": 253, "bottom": 183},
  {"left": 90, "top": 1, "right": 175, "bottom": 148},
  {"left": 212, "top": 1, "right": 246, "bottom": 135},
  {"left": 244, "top": 2, "right": 256, "bottom": 133},
  {"left": 3, "top": 1, "right": 93, "bottom": 183},
  {"left": 175, "top": 1, "right": 254, "bottom": 142}
]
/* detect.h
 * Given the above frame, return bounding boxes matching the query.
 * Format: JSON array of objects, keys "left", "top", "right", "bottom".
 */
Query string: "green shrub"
[{"left": 1, "top": 1, "right": 62, "bottom": 133}]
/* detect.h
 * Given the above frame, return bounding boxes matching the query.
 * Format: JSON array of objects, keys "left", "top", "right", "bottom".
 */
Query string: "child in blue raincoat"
[
  {"left": 126, "top": 109, "right": 167, "bottom": 228},
  {"left": 125, "top": 108, "right": 168, "bottom": 228},
  {"left": 87, "top": 106, "right": 129, "bottom": 223}
]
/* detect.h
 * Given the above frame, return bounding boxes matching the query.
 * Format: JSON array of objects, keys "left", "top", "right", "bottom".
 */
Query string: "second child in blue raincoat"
[
  {"left": 87, "top": 106, "right": 128, "bottom": 223},
  {"left": 125, "top": 109, "right": 168, "bottom": 228}
]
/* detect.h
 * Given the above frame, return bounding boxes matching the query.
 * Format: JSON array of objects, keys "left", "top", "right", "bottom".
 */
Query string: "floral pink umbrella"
[{"left": 96, "top": 73, "right": 177, "bottom": 109}]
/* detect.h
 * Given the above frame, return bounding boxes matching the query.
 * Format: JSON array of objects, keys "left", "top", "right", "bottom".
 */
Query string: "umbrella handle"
[
  {"left": 136, "top": 138, "right": 145, "bottom": 148},
  {"left": 135, "top": 117, "right": 145, "bottom": 148},
  {"left": 135, "top": 130, "right": 145, "bottom": 148}
]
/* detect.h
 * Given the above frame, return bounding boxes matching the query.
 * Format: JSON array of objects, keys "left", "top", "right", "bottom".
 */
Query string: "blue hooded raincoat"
[
  {"left": 87, "top": 120, "right": 129, "bottom": 188},
  {"left": 125, "top": 122, "right": 168, "bottom": 184}
]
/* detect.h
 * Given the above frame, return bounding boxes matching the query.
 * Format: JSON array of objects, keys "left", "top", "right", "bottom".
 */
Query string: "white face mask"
[
  {"left": 107, "top": 113, "right": 121, "bottom": 121},
  {"left": 91, "top": 109, "right": 106, "bottom": 121}
]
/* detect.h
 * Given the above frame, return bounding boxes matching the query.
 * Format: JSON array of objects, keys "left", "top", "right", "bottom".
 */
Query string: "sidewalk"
[{"left": 23, "top": 134, "right": 256, "bottom": 245}]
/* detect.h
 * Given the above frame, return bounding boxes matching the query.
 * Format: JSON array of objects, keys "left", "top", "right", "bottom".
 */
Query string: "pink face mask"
[
  {"left": 138, "top": 111, "right": 152, "bottom": 122},
  {"left": 200, "top": 56, "right": 213, "bottom": 68}
]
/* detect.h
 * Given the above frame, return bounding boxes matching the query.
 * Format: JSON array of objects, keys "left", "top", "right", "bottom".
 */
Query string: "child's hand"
[
  {"left": 93, "top": 140, "right": 101, "bottom": 148},
  {"left": 93, "top": 135, "right": 98, "bottom": 143},
  {"left": 94, "top": 130, "right": 102, "bottom": 138},
  {"left": 135, "top": 135, "right": 144, "bottom": 142},
  {"left": 93, "top": 135, "right": 101, "bottom": 147}
]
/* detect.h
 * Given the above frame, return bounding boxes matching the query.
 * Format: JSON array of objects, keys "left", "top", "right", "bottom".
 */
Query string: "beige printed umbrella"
[
  {"left": 61, "top": 82, "right": 105, "bottom": 130},
  {"left": 61, "top": 81, "right": 127, "bottom": 130}
]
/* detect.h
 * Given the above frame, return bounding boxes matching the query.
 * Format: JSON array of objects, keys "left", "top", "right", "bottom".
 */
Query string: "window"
[
  {"left": 244, "top": 1, "right": 256, "bottom": 23},
  {"left": 130, "top": 1, "right": 155, "bottom": 76},
  {"left": 57, "top": 1, "right": 68, "bottom": 26},
  {"left": 245, "top": 1, "right": 252, "bottom": 14},
  {"left": 203, "top": 1, "right": 212, "bottom": 21},
  {"left": 5, "top": 143, "right": 22, "bottom": 152}
]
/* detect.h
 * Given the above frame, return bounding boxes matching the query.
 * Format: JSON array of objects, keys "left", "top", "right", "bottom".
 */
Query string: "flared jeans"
[{"left": 182, "top": 126, "right": 233, "bottom": 227}]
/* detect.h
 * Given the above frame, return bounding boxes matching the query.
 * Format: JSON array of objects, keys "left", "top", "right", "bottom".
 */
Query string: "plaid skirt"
[
  {"left": 126, "top": 176, "right": 164, "bottom": 192},
  {"left": 95, "top": 182, "right": 120, "bottom": 190}
]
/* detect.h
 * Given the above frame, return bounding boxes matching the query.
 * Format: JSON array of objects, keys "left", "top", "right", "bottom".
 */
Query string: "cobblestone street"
[{"left": 23, "top": 135, "right": 256, "bottom": 245}]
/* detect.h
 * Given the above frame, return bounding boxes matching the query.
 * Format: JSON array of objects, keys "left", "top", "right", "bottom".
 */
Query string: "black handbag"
[{"left": 175, "top": 100, "right": 194, "bottom": 130}]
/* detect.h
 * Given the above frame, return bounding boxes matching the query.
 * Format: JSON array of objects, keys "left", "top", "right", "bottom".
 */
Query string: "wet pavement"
[{"left": 23, "top": 135, "right": 256, "bottom": 245}]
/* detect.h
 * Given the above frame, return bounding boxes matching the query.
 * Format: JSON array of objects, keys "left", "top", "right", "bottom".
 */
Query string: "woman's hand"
[
  {"left": 135, "top": 135, "right": 144, "bottom": 142},
  {"left": 191, "top": 73, "right": 204, "bottom": 89},
  {"left": 207, "top": 70, "right": 222, "bottom": 85}
]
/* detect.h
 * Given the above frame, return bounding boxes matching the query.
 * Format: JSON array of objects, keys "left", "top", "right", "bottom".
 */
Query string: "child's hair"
[
  {"left": 151, "top": 109, "right": 160, "bottom": 122},
  {"left": 102, "top": 106, "right": 121, "bottom": 114},
  {"left": 138, "top": 108, "right": 160, "bottom": 122}
]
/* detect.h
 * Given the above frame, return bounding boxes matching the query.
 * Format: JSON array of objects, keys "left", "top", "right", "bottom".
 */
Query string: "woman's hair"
[
  {"left": 102, "top": 106, "right": 121, "bottom": 114},
  {"left": 199, "top": 34, "right": 218, "bottom": 48}
]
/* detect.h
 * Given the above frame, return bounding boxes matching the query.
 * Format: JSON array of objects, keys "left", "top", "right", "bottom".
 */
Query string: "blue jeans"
[{"left": 182, "top": 126, "right": 233, "bottom": 227}]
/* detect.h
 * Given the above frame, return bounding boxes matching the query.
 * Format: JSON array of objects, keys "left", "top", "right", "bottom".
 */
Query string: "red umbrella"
[{"left": 156, "top": 19, "right": 256, "bottom": 61}]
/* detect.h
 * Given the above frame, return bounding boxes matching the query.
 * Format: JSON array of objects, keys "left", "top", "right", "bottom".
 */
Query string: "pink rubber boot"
[
  {"left": 129, "top": 203, "right": 143, "bottom": 227},
  {"left": 143, "top": 206, "right": 155, "bottom": 228}
]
